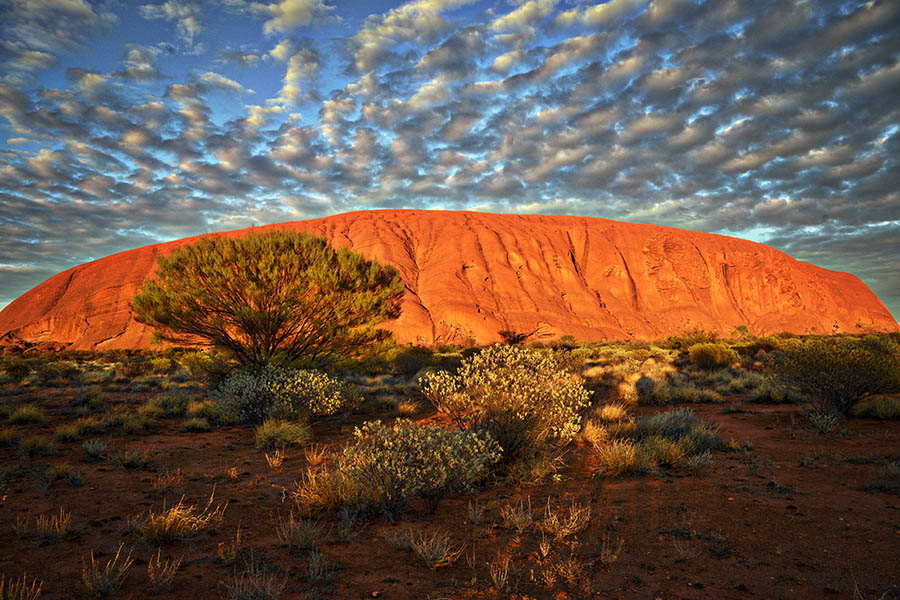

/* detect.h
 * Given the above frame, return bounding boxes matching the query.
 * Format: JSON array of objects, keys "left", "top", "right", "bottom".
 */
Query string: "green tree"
[{"left": 132, "top": 230, "right": 405, "bottom": 368}]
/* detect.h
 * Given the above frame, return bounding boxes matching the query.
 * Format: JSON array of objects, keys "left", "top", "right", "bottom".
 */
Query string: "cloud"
[
  {"left": 352, "top": 0, "right": 476, "bottom": 72},
  {"left": 139, "top": 1, "right": 204, "bottom": 48},
  {"left": 1, "top": 0, "right": 114, "bottom": 82},
  {"left": 250, "top": 0, "right": 335, "bottom": 34},
  {"left": 490, "top": 0, "right": 556, "bottom": 31}
]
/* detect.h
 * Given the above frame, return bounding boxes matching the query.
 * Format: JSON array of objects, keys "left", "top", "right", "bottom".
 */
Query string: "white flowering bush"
[
  {"left": 420, "top": 345, "right": 591, "bottom": 466},
  {"left": 295, "top": 419, "right": 500, "bottom": 518},
  {"left": 210, "top": 367, "right": 360, "bottom": 423}
]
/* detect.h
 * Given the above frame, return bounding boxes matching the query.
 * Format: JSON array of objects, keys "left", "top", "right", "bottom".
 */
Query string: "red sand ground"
[
  {"left": 1, "top": 380, "right": 898, "bottom": 600},
  {"left": 2, "top": 210, "right": 896, "bottom": 351}
]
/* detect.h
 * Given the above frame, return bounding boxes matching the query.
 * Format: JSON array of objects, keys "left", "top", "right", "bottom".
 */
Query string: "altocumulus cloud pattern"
[{"left": 0, "top": 0, "right": 898, "bottom": 318}]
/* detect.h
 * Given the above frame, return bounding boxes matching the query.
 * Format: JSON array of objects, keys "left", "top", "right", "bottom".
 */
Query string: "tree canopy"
[{"left": 132, "top": 230, "right": 405, "bottom": 368}]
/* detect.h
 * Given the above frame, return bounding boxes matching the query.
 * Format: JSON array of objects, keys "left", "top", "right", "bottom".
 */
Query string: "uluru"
[{"left": 1, "top": 210, "right": 895, "bottom": 350}]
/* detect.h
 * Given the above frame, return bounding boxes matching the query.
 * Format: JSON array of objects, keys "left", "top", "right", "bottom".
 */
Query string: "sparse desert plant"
[
  {"left": 295, "top": 419, "right": 500, "bottom": 518},
  {"left": 9, "top": 404, "right": 45, "bottom": 424},
  {"left": 305, "top": 549, "right": 334, "bottom": 584},
  {"left": 19, "top": 436, "right": 53, "bottom": 458},
  {"left": 216, "top": 526, "right": 245, "bottom": 565},
  {"left": 265, "top": 449, "right": 285, "bottom": 469},
  {"left": 421, "top": 345, "right": 591, "bottom": 467},
  {"left": 386, "top": 527, "right": 463, "bottom": 569},
  {"left": 488, "top": 554, "right": 510, "bottom": 591},
  {"left": 148, "top": 393, "right": 190, "bottom": 416},
  {"left": 132, "top": 230, "right": 404, "bottom": 369},
  {"left": 275, "top": 513, "right": 325, "bottom": 552},
  {"left": 0, "top": 572, "right": 43, "bottom": 600},
  {"left": 500, "top": 496, "right": 533, "bottom": 533},
  {"left": 224, "top": 554, "right": 284, "bottom": 600},
  {"left": 152, "top": 469, "right": 184, "bottom": 493},
  {"left": 537, "top": 498, "right": 591, "bottom": 540},
  {"left": 255, "top": 419, "right": 311, "bottom": 450},
  {"left": 82, "top": 439, "right": 108, "bottom": 460},
  {"left": 807, "top": 409, "right": 839, "bottom": 434},
  {"left": 212, "top": 367, "right": 360, "bottom": 424},
  {"left": 34, "top": 507, "right": 71, "bottom": 544},
  {"left": 82, "top": 543, "right": 134, "bottom": 598},
  {"left": 599, "top": 534, "right": 624, "bottom": 567},
  {"left": 147, "top": 549, "right": 181, "bottom": 594},
  {"left": 772, "top": 336, "right": 900, "bottom": 415},
  {"left": 688, "top": 343, "right": 738, "bottom": 370},
  {"left": 135, "top": 490, "right": 227, "bottom": 544}
]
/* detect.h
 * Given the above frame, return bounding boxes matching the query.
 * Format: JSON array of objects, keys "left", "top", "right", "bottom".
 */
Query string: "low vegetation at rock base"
[{"left": 0, "top": 331, "right": 898, "bottom": 598}]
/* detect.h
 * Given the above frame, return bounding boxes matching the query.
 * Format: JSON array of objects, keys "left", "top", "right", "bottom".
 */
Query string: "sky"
[{"left": 1, "top": 0, "right": 898, "bottom": 321}]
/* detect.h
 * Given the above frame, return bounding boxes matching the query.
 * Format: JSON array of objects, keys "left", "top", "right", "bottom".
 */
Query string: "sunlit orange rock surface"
[{"left": 1, "top": 210, "right": 896, "bottom": 349}]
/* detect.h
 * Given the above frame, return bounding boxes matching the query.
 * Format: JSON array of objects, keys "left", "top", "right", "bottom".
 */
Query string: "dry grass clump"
[
  {"left": 135, "top": 490, "right": 227, "bottom": 545},
  {"left": 385, "top": 527, "right": 463, "bottom": 569},
  {"left": 34, "top": 507, "right": 71, "bottom": 544},
  {"left": 81, "top": 543, "right": 133, "bottom": 597},
  {"left": 0, "top": 573, "right": 43, "bottom": 600},
  {"left": 223, "top": 556, "right": 284, "bottom": 600},
  {"left": 9, "top": 404, "right": 45, "bottom": 424},
  {"left": 254, "top": 419, "right": 311, "bottom": 450},
  {"left": 593, "top": 409, "right": 719, "bottom": 475},
  {"left": 182, "top": 417, "right": 210, "bottom": 432},
  {"left": 81, "top": 439, "right": 108, "bottom": 460}
]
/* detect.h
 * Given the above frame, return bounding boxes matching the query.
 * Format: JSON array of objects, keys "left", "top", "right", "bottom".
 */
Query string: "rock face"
[{"left": 1, "top": 210, "right": 897, "bottom": 349}]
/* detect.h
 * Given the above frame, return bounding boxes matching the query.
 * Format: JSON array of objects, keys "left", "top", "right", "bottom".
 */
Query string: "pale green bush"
[
  {"left": 420, "top": 345, "right": 591, "bottom": 466},
  {"left": 210, "top": 367, "right": 359, "bottom": 423},
  {"left": 688, "top": 343, "right": 738, "bottom": 370},
  {"left": 295, "top": 419, "right": 500, "bottom": 518}
]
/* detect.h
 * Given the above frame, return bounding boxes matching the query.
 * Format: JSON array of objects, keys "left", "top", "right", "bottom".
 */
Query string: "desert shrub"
[
  {"left": 386, "top": 527, "right": 463, "bottom": 569},
  {"left": 0, "top": 427, "right": 19, "bottom": 446},
  {"left": 19, "top": 436, "right": 53, "bottom": 458},
  {"left": 772, "top": 336, "right": 900, "bottom": 414},
  {"left": 391, "top": 347, "right": 433, "bottom": 378},
  {"left": 850, "top": 397, "right": 900, "bottom": 420},
  {"left": 749, "top": 381, "right": 801, "bottom": 404},
  {"left": 657, "top": 328, "right": 718, "bottom": 351},
  {"left": 295, "top": 420, "right": 500, "bottom": 518},
  {"left": 689, "top": 343, "right": 738, "bottom": 370},
  {"left": 420, "top": 345, "right": 591, "bottom": 467},
  {"left": 2, "top": 359, "right": 31, "bottom": 382},
  {"left": 150, "top": 358, "right": 173, "bottom": 374},
  {"left": 182, "top": 417, "right": 211, "bottom": 432},
  {"left": 254, "top": 419, "right": 311, "bottom": 449},
  {"left": 210, "top": 367, "right": 359, "bottom": 424},
  {"left": 178, "top": 350, "right": 234, "bottom": 385}
]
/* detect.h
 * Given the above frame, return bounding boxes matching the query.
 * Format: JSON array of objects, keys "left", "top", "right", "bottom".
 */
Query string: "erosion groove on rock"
[{"left": 1, "top": 210, "right": 896, "bottom": 349}]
